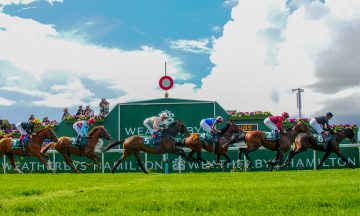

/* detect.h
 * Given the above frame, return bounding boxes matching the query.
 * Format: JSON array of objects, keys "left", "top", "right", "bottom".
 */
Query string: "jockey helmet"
[
  {"left": 33, "top": 119, "right": 41, "bottom": 124},
  {"left": 282, "top": 112, "right": 289, "bottom": 118},
  {"left": 87, "top": 118, "right": 96, "bottom": 125},
  {"left": 326, "top": 112, "right": 333, "bottom": 118},
  {"left": 160, "top": 112, "right": 168, "bottom": 118},
  {"left": 216, "top": 116, "right": 224, "bottom": 122}
]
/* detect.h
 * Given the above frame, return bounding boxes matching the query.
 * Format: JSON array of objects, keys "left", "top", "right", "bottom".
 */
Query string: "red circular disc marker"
[{"left": 159, "top": 76, "right": 173, "bottom": 90}]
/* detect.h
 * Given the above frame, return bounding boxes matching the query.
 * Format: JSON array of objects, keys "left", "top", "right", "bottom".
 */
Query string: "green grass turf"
[{"left": 0, "top": 169, "right": 359, "bottom": 215}]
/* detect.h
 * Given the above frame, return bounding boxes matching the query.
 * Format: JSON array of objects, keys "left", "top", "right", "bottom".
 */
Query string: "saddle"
[
  {"left": 71, "top": 137, "right": 88, "bottom": 149},
  {"left": 265, "top": 131, "right": 279, "bottom": 141},
  {"left": 199, "top": 133, "right": 219, "bottom": 145},
  {"left": 12, "top": 137, "right": 30, "bottom": 155},
  {"left": 313, "top": 132, "right": 332, "bottom": 144}
]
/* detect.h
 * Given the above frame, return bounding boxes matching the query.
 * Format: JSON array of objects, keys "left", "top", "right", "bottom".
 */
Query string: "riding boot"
[
  {"left": 275, "top": 130, "right": 280, "bottom": 139},
  {"left": 75, "top": 135, "right": 81, "bottom": 147},
  {"left": 324, "top": 142, "right": 328, "bottom": 151},
  {"left": 152, "top": 133, "right": 158, "bottom": 145},
  {"left": 19, "top": 136, "right": 27, "bottom": 155}
]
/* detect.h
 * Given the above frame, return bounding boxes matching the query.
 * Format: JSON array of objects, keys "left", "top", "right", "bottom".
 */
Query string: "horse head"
[
  {"left": 340, "top": 128, "right": 356, "bottom": 143},
  {"left": 293, "top": 119, "right": 310, "bottom": 134},
  {"left": 163, "top": 120, "right": 189, "bottom": 137},
  {"left": 89, "top": 126, "right": 111, "bottom": 141},
  {"left": 177, "top": 120, "right": 190, "bottom": 137},
  {"left": 220, "top": 122, "right": 240, "bottom": 136},
  {"left": 35, "top": 127, "right": 58, "bottom": 142}
]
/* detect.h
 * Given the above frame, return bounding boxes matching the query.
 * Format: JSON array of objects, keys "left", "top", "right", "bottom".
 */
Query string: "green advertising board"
[
  {"left": 1, "top": 97, "right": 358, "bottom": 174},
  {"left": 1, "top": 147, "right": 359, "bottom": 173}
]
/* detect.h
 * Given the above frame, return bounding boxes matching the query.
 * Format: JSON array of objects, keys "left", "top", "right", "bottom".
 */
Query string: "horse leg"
[
  {"left": 173, "top": 148, "right": 197, "bottom": 163},
  {"left": 214, "top": 152, "right": 222, "bottom": 167},
  {"left": 196, "top": 151, "right": 210, "bottom": 166},
  {"left": 132, "top": 150, "right": 148, "bottom": 174},
  {"left": 39, "top": 152, "right": 52, "bottom": 168},
  {"left": 61, "top": 152, "right": 80, "bottom": 173},
  {"left": 336, "top": 151, "right": 355, "bottom": 169},
  {"left": 278, "top": 150, "right": 302, "bottom": 170},
  {"left": 31, "top": 150, "right": 54, "bottom": 172},
  {"left": 267, "top": 151, "right": 279, "bottom": 166},
  {"left": 221, "top": 152, "right": 231, "bottom": 167},
  {"left": 316, "top": 151, "right": 331, "bottom": 170},
  {"left": 187, "top": 150, "right": 201, "bottom": 165},
  {"left": 243, "top": 148, "right": 256, "bottom": 170},
  {"left": 111, "top": 149, "right": 132, "bottom": 174},
  {"left": 5, "top": 153, "right": 23, "bottom": 174}
]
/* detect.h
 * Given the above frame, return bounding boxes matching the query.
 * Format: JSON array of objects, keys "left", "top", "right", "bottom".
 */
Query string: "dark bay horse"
[
  {"left": 101, "top": 120, "right": 195, "bottom": 174},
  {"left": 0, "top": 127, "right": 58, "bottom": 173},
  {"left": 278, "top": 127, "right": 357, "bottom": 170},
  {"left": 42, "top": 126, "right": 111, "bottom": 173},
  {"left": 238, "top": 119, "right": 310, "bottom": 171},
  {"left": 182, "top": 122, "right": 240, "bottom": 167}
]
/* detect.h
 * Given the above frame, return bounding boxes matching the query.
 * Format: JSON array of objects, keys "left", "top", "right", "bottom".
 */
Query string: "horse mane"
[
  {"left": 221, "top": 123, "right": 231, "bottom": 133},
  {"left": 286, "top": 124, "right": 295, "bottom": 132},
  {"left": 35, "top": 127, "right": 50, "bottom": 134},
  {"left": 88, "top": 126, "right": 102, "bottom": 136},
  {"left": 342, "top": 128, "right": 355, "bottom": 138},
  {"left": 168, "top": 120, "right": 178, "bottom": 128}
]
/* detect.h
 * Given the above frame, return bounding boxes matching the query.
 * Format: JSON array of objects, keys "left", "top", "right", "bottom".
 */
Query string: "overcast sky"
[{"left": 0, "top": 0, "right": 359, "bottom": 127}]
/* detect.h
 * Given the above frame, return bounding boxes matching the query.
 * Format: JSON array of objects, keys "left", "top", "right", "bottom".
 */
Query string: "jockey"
[
  {"left": 200, "top": 116, "right": 224, "bottom": 142},
  {"left": 264, "top": 112, "right": 289, "bottom": 139},
  {"left": 309, "top": 112, "right": 334, "bottom": 148},
  {"left": 143, "top": 112, "right": 168, "bottom": 144},
  {"left": 15, "top": 118, "right": 42, "bottom": 146},
  {"left": 72, "top": 118, "right": 96, "bottom": 147}
]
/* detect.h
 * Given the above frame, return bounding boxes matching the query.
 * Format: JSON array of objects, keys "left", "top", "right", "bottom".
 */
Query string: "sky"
[{"left": 0, "top": 0, "right": 359, "bottom": 128}]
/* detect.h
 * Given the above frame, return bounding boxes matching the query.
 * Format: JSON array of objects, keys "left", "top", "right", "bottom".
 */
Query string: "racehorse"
[
  {"left": 238, "top": 119, "right": 310, "bottom": 171},
  {"left": 101, "top": 120, "right": 195, "bottom": 174},
  {"left": 0, "top": 127, "right": 58, "bottom": 173},
  {"left": 181, "top": 122, "right": 240, "bottom": 167},
  {"left": 278, "top": 127, "right": 357, "bottom": 170},
  {"left": 42, "top": 126, "right": 111, "bottom": 173}
]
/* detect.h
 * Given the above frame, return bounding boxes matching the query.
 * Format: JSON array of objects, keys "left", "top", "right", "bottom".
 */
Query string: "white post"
[
  {"left": 53, "top": 152, "right": 56, "bottom": 172},
  {"left": 178, "top": 156, "right": 182, "bottom": 173},
  {"left": 313, "top": 150, "right": 316, "bottom": 170},
  {"left": 3, "top": 156, "right": 6, "bottom": 174},
  {"left": 101, "top": 152, "right": 105, "bottom": 173},
  {"left": 145, "top": 153, "right": 148, "bottom": 171},
  {"left": 243, "top": 150, "right": 247, "bottom": 172}
]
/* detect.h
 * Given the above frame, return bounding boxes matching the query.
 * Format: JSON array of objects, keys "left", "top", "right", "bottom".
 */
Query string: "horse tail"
[
  {"left": 191, "top": 133, "right": 200, "bottom": 141},
  {"left": 101, "top": 139, "right": 125, "bottom": 152},
  {"left": 41, "top": 142, "right": 54, "bottom": 153}
]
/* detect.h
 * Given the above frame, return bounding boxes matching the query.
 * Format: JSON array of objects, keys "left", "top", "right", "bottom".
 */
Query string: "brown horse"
[
  {"left": 278, "top": 127, "right": 357, "bottom": 170},
  {"left": 181, "top": 122, "right": 240, "bottom": 167},
  {"left": 238, "top": 119, "right": 310, "bottom": 171},
  {"left": 101, "top": 120, "right": 195, "bottom": 174},
  {"left": 0, "top": 127, "right": 58, "bottom": 173},
  {"left": 43, "top": 126, "right": 111, "bottom": 173}
]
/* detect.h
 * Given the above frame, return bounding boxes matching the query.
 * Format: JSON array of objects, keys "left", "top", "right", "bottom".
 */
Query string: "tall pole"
[
  {"left": 164, "top": 62, "right": 169, "bottom": 98},
  {"left": 292, "top": 88, "right": 304, "bottom": 118}
]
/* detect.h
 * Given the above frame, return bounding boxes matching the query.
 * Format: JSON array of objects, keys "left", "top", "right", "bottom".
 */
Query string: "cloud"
[
  {"left": 0, "top": 96, "right": 15, "bottom": 106},
  {"left": 223, "top": 0, "right": 238, "bottom": 8},
  {"left": 0, "top": 11, "right": 192, "bottom": 111},
  {"left": 169, "top": 39, "right": 213, "bottom": 54},
  {"left": 315, "top": 92, "right": 360, "bottom": 126},
  {"left": 196, "top": 0, "right": 360, "bottom": 126},
  {"left": 307, "top": 21, "right": 360, "bottom": 93},
  {"left": 0, "top": 0, "right": 62, "bottom": 12}
]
